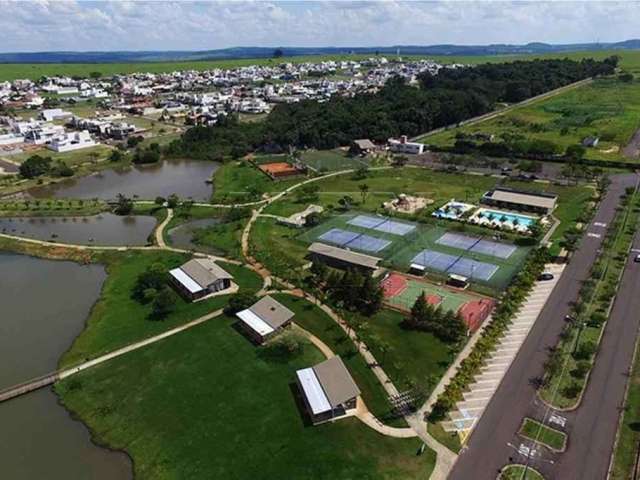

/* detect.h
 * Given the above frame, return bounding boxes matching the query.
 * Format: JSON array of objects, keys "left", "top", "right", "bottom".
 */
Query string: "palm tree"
[{"left": 358, "top": 184, "right": 370, "bottom": 204}]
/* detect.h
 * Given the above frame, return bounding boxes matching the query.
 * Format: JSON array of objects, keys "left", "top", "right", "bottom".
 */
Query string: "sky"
[{"left": 1, "top": 0, "right": 640, "bottom": 53}]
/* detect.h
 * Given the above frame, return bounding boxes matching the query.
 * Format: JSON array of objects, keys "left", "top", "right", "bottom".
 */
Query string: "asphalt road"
[
  {"left": 449, "top": 173, "right": 639, "bottom": 480},
  {"left": 554, "top": 217, "right": 640, "bottom": 479}
]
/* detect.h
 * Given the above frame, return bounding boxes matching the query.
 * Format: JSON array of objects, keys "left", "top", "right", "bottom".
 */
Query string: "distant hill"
[{"left": 1, "top": 40, "right": 639, "bottom": 64}]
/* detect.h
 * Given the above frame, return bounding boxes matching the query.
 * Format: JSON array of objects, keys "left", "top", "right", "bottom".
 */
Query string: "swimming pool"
[{"left": 477, "top": 208, "right": 536, "bottom": 227}]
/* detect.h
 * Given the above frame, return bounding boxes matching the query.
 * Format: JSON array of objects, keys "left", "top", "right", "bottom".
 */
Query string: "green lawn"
[
  {"left": 9, "top": 144, "right": 113, "bottom": 166},
  {"left": 299, "top": 149, "right": 373, "bottom": 172},
  {"left": 271, "top": 294, "right": 404, "bottom": 426},
  {"left": 165, "top": 205, "right": 249, "bottom": 259},
  {"left": 212, "top": 160, "right": 299, "bottom": 204},
  {"left": 519, "top": 418, "right": 567, "bottom": 452},
  {"left": 425, "top": 77, "right": 640, "bottom": 163},
  {"left": 59, "top": 250, "right": 262, "bottom": 368},
  {"left": 358, "top": 309, "right": 455, "bottom": 395},
  {"left": 56, "top": 313, "right": 435, "bottom": 479},
  {"left": 500, "top": 464, "right": 544, "bottom": 480}
]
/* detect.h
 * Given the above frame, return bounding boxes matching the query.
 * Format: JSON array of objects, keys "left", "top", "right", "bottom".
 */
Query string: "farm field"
[
  {"left": 425, "top": 76, "right": 640, "bottom": 163},
  {"left": 56, "top": 309, "right": 434, "bottom": 480}
]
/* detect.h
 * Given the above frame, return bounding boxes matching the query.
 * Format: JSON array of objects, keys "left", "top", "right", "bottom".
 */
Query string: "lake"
[
  {"left": 0, "top": 253, "right": 132, "bottom": 479},
  {"left": 0, "top": 213, "right": 156, "bottom": 246},
  {"left": 29, "top": 159, "right": 218, "bottom": 201}
]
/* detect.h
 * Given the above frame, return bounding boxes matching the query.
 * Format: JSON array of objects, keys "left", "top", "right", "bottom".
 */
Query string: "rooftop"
[
  {"left": 484, "top": 187, "right": 557, "bottom": 210},
  {"left": 308, "top": 242, "right": 381, "bottom": 269}
]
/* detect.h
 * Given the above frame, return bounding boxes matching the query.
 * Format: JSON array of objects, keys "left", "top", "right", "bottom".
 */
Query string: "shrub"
[
  {"left": 259, "top": 332, "right": 304, "bottom": 362},
  {"left": 570, "top": 361, "right": 590, "bottom": 379},
  {"left": 150, "top": 287, "right": 177, "bottom": 320},
  {"left": 573, "top": 341, "right": 597, "bottom": 361},
  {"left": 224, "top": 292, "right": 256, "bottom": 316},
  {"left": 563, "top": 382, "right": 582, "bottom": 399}
]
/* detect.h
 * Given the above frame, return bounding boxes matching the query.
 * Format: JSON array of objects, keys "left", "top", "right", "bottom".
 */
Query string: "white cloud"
[{"left": 0, "top": 0, "right": 638, "bottom": 52}]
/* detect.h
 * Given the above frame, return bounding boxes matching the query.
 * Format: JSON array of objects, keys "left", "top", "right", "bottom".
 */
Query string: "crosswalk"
[{"left": 441, "top": 264, "right": 565, "bottom": 434}]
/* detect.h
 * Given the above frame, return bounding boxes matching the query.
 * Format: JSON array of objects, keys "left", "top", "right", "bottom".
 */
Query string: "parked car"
[
  {"left": 634, "top": 253, "right": 640, "bottom": 263},
  {"left": 538, "top": 272, "right": 554, "bottom": 281}
]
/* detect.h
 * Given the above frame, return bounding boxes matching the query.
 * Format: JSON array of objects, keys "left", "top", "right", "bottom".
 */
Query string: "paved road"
[
  {"left": 449, "top": 173, "right": 639, "bottom": 480},
  {"left": 554, "top": 220, "right": 640, "bottom": 479}
]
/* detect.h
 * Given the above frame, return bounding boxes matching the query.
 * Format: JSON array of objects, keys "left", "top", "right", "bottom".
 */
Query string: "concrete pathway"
[{"left": 155, "top": 207, "right": 173, "bottom": 248}]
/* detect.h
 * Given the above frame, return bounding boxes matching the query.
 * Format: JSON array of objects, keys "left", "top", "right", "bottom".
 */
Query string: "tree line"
[{"left": 166, "top": 57, "right": 618, "bottom": 160}]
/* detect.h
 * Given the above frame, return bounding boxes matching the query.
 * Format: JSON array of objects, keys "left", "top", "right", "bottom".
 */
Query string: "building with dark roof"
[
  {"left": 169, "top": 258, "right": 234, "bottom": 301},
  {"left": 236, "top": 295, "right": 295, "bottom": 344},
  {"left": 296, "top": 356, "right": 361, "bottom": 424},
  {"left": 480, "top": 187, "right": 557, "bottom": 215},
  {"left": 308, "top": 242, "right": 381, "bottom": 274}
]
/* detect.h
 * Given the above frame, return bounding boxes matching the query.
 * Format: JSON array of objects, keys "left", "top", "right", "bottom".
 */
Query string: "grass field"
[
  {"left": 519, "top": 418, "right": 567, "bottom": 452},
  {"left": 212, "top": 160, "right": 300, "bottom": 203},
  {"left": 56, "top": 311, "right": 435, "bottom": 479},
  {"left": 354, "top": 309, "right": 456, "bottom": 394},
  {"left": 299, "top": 149, "right": 374, "bottom": 172},
  {"left": 58, "top": 250, "right": 262, "bottom": 368},
  {"left": 425, "top": 77, "right": 640, "bottom": 163}
]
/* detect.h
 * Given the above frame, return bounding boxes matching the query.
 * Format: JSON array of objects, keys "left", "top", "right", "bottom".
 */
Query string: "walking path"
[{"left": 155, "top": 207, "right": 173, "bottom": 248}]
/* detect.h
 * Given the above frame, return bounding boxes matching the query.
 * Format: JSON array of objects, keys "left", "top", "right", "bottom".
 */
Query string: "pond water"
[
  {"left": 0, "top": 213, "right": 156, "bottom": 246},
  {"left": 167, "top": 217, "right": 222, "bottom": 253},
  {"left": 0, "top": 253, "right": 132, "bottom": 479},
  {"left": 29, "top": 159, "right": 218, "bottom": 201}
]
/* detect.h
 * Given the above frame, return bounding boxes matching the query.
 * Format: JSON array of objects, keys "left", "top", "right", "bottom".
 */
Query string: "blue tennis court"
[
  {"left": 319, "top": 228, "right": 359, "bottom": 245},
  {"left": 436, "top": 232, "right": 480, "bottom": 250},
  {"left": 346, "top": 235, "right": 391, "bottom": 253},
  {"left": 348, "top": 214, "right": 416, "bottom": 236},
  {"left": 319, "top": 228, "right": 391, "bottom": 253},
  {"left": 470, "top": 239, "right": 517, "bottom": 259},
  {"left": 436, "top": 232, "right": 516, "bottom": 259},
  {"left": 411, "top": 250, "right": 459, "bottom": 271},
  {"left": 448, "top": 258, "right": 499, "bottom": 281}
]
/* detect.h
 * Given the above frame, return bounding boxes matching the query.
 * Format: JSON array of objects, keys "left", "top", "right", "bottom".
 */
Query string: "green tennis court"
[{"left": 382, "top": 273, "right": 474, "bottom": 312}]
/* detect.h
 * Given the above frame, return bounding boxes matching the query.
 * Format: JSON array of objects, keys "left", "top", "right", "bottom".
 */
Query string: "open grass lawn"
[
  {"left": 519, "top": 418, "right": 567, "bottom": 452},
  {"left": 426, "top": 77, "right": 640, "bottom": 163},
  {"left": 9, "top": 144, "right": 113, "bottom": 166},
  {"left": 499, "top": 464, "right": 544, "bottom": 480},
  {"left": 212, "top": 160, "right": 299, "bottom": 204},
  {"left": 300, "top": 149, "right": 374, "bottom": 172},
  {"left": 358, "top": 309, "right": 455, "bottom": 394},
  {"left": 56, "top": 313, "right": 434, "bottom": 480},
  {"left": 271, "top": 294, "right": 405, "bottom": 426},
  {"left": 250, "top": 217, "right": 310, "bottom": 278},
  {"left": 427, "top": 420, "right": 462, "bottom": 453},
  {"left": 165, "top": 205, "right": 248, "bottom": 259},
  {"left": 58, "top": 250, "right": 262, "bottom": 368}
]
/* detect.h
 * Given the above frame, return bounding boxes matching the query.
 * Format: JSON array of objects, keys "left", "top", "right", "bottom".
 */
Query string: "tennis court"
[
  {"left": 411, "top": 249, "right": 499, "bottom": 281},
  {"left": 298, "top": 211, "right": 530, "bottom": 292},
  {"left": 348, "top": 214, "right": 416, "bottom": 236},
  {"left": 381, "top": 272, "right": 494, "bottom": 331},
  {"left": 318, "top": 227, "right": 391, "bottom": 253},
  {"left": 436, "top": 232, "right": 517, "bottom": 259}
]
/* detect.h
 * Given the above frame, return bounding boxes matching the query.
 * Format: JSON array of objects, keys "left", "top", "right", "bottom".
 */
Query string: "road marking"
[
  {"left": 631, "top": 248, "right": 640, "bottom": 253},
  {"left": 594, "top": 222, "right": 607, "bottom": 228},
  {"left": 588, "top": 232, "right": 602, "bottom": 239},
  {"left": 549, "top": 413, "right": 567, "bottom": 427}
]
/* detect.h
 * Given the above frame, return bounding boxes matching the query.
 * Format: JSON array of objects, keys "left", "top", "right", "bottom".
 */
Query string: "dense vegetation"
[{"left": 168, "top": 57, "right": 617, "bottom": 160}]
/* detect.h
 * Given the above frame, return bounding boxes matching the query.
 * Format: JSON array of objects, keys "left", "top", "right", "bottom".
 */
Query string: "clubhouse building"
[
  {"left": 480, "top": 187, "right": 557, "bottom": 215},
  {"left": 307, "top": 242, "right": 382, "bottom": 275}
]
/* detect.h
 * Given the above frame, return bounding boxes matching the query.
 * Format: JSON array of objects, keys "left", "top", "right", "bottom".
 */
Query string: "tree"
[
  {"left": 338, "top": 195, "right": 354, "bottom": 211},
  {"left": 358, "top": 184, "right": 370, "bottom": 204},
  {"left": 305, "top": 211, "right": 322, "bottom": 227},
  {"left": 273, "top": 48, "right": 284, "bottom": 58},
  {"left": 167, "top": 194, "right": 180, "bottom": 208},
  {"left": 133, "top": 263, "right": 167, "bottom": 302},
  {"left": 619, "top": 72, "right": 634, "bottom": 83},
  {"left": 154, "top": 196, "right": 166, "bottom": 206},
  {"left": 566, "top": 144, "right": 586, "bottom": 161},
  {"left": 19, "top": 155, "right": 52, "bottom": 179},
  {"left": 89, "top": 71, "right": 102, "bottom": 79},
  {"left": 109, "top": 150, "right": 124, "bottom": 163},
  {"left": 223, "top": 292, "right": 256, "bottom": 316},
  {"left": 151, "top": 287, "right": 176, "bottom": 319},
  {"left": 357, "top": 274, "right": 384, "bottom": 316},
  {"left": 114, "top": 193, "right": 133, "bottom": 215}
]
